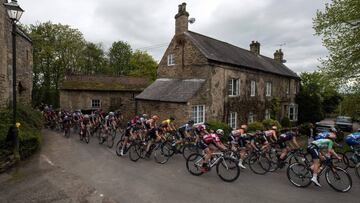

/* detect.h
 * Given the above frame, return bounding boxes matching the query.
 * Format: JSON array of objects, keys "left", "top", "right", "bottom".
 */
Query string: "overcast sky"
[{"left": 19, "top": 0, "right": 330, "bottom": 74}]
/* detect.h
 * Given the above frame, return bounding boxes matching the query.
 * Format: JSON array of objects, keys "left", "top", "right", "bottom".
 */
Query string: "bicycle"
[
  {"left": 287, "top": 157, "right": 352, "bottom": 192},
  {"left": 79, "top": 125, "right": 90, "bottom": 144},
  {"left": 99, "top": 126, "right": 116, "bottom": 148},
  {"left": 186, "top": 151, "right": 240, "bottom": 182},
  {"left": 247, "top": 149, "right": 272, "bottom": 175},
  {"left": 344, "top": 146, "right": 360, "bottom": 168},
  {"left": 267, "top": 147, "right": 309, "bottom": 172}
]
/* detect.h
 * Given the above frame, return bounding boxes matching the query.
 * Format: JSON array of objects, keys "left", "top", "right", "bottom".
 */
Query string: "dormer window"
[{"left": 167, "top": 54, "right": 175, "bottom": 66}]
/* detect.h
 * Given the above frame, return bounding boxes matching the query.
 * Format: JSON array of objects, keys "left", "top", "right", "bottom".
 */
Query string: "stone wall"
[
  {"left": 136, "top": 100, "right": 188, "bottom": 126},
  {"left": 60, "top": 90, "right": 140, "bottom": 122},
  {"left": 157, "top": 34, "right": 210, "bottom": 79},
  {"left": 0, "top": 0, "right": 9, "bottom": 107},
  {"left": 0, "top": 0, "right": 33, "bottom": 108}
]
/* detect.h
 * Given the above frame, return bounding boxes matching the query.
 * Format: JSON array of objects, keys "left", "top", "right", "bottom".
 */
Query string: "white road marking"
[{"left": 40, "top": 154, "right": 55, "bottom": 166}]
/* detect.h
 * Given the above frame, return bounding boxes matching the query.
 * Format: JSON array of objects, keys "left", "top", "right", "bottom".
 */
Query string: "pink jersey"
[{"left": 203, "top": 133, "right": 220, "bottom": 144}]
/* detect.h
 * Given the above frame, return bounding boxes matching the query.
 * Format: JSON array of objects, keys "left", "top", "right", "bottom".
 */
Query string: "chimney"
[
  {"left": 274, "top": 49, "right": 284, "bottom": 63},
  {"left": 250, "top": 41, "right": 260, "bottom": 55},
  {"left": 175, "top": 2, "right": 189, "bottom": 35}
]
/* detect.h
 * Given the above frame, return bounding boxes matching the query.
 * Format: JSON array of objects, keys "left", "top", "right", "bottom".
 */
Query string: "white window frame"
[
  {"left": 265, "top": 109, "right": 271, "bottom": 120},
  {"left": 250, "top": 80, "right": 256, "bottom": 97},
  {"left": 228, "top": 78, "right": 240, "bottom": 96},
  {"left": 266, "top": 82, "right": 272, "bottom": 97},
  {"left": 167, "top": 54, "right": 175, "bottom": 66},
  {"left": 91, "top": 99, "right": 101, "bottom": 108},
  {"left": 192, "top": 105, "right": 205, "bottom": 124},
  {"left": 288, "top": 104, "right": 298, "bottom": 121},
  {"left": 228, "top": 112, "right": 237, "bottom": 129},
  {"left": 248, "top": 112, "right": 254, "bottom": 124}
]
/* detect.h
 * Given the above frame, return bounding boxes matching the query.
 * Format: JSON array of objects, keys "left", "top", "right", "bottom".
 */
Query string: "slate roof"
[
  {"left": 135, "top": 78, "right": 205, "bottom": 102},
  {"left": 185, "top": 31, "right": 299, "bottom": 79},
  {"left": 60, "top": 75, "right": 150, "bottom": 91}
]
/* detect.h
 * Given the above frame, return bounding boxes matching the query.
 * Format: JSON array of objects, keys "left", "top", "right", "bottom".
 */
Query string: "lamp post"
[{"left": 4, "top": 0, "right": 24, "bottom": 158}]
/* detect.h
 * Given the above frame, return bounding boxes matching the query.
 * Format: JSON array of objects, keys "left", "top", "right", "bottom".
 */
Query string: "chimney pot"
[
  {"left": 274, "top": 49, "right": 284, "bottom": 63},
  {"left": 250, "top": 41, "right": 260, "bottom": 55}
]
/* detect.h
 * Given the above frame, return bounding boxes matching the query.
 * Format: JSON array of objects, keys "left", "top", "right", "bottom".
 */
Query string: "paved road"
[{"left": 15, "top": 130, "right": 360, "bottom": 202}]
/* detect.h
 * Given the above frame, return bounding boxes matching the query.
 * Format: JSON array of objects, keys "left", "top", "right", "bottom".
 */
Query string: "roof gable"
[{"left": 185, "top": 31, "right": 299, "bottom": 78}]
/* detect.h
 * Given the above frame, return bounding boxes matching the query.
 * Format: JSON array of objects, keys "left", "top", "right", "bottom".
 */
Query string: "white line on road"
[{"left": 40, "top": 154, "right": 55, "bottom": 166}]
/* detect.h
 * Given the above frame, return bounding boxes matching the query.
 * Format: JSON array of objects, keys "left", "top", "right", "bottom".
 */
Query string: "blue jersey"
[
  {"left": 348, "top": 132, "right": 360, "bottom": 140},
  {"left": 315, "top": 131, "right": 331, "bottom": 140},
  {"left": 279, "top": 131, "right": 296, "bottom": 141}
]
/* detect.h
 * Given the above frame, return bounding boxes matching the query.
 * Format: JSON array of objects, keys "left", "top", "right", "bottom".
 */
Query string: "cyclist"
[
  {"left": 144, "top": 115, "right": 160, "bottom": 157},
  {"left": 161, "top": 117, "right": 176, "bottom": 132},
  {"left": 201, "top": 129, "right": 227, "bottom": 172},
  {"left": 277, "top": 127, "right": 301, "bottom": 168},
  {"left": 104, "top": 112, "right": 117, "bottom": 133},
  {"left": 314, "top": 128, "right": 337, "bottom": 140},
  {"left": 229, "top": 125, "right": 248, "bottom": 169},
  {"left": 119, "top": 120, "right": 142, "bottom": 156},
  {"left": 264, "top": 126, "right": 278, "bottom": 143},
  {"left": 174, "top": 120, "right": 195, "bottom": 146},
  {"left": 307, "top": 133, "right": 342, "bottom": 187},
  {"left": 249, "top": 131, "right": 268, "bottom": 151},
  {"left": 80, "top": 114, "right": 90, "bottom": 138}
]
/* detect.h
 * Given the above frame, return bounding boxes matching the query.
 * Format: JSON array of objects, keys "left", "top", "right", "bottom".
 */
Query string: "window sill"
[{"left": 228, "top": 95, "right": 240, "bottom": 97}]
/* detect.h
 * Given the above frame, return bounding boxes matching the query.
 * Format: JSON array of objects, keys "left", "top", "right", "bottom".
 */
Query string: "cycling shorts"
[{"left": 307, "top": 144, "right": 320, "bottom": 160}]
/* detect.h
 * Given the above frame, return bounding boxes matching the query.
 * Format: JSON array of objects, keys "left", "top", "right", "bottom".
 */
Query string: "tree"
[
  {"left": 296, "top": 71, "right": 342, "bottom": 123},
  {"left": 80, "top": 42, "right": 108, "bottom": 74},
  {"left": 128, "top": 50, "right": 158, "bottom": 80},
  {"left": 29, "top": 22, "right": 86, "bottom": 107},
  {"left": 108, "top": 41, "right": 132, "bottom": 75},
  {"left": 313, "top": 0, "right": 360, "bottom": 83}
]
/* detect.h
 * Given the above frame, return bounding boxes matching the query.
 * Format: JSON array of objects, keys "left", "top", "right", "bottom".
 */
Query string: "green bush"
[
  {"left": 262, "top": 119, "right": 282, "bottom": 130},
  {"left": 0, "top": 105, "right": 42, "bottom": 160},
  {"left": 247, "top": 122, "right": 265, "bottom": 132},
  {"left": 281, "top": 117, "right": 291, "bottom": 128},
  {"left": 207, "top": 121, "right": 232, "bottom": 142}
]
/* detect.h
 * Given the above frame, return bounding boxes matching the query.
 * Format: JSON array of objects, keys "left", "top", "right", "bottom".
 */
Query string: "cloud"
[{"left": 19, "top": 0, "right": 329, "bottom": 73}]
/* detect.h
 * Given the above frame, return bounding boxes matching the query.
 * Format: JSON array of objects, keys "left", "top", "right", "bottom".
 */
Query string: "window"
[
  {"left": 228, "top": 79, "right": 240, "bottom": 96},
  {"left": 250, "top": 80, "right": 256, "bottom": 97},
  {"left": 248, "top": 112, "right": 254, "bottom": 124},
  {"left": 192, "top": 105, "right": 205, "bottom": 124},
  {"left": 266, "top": 82, "right": 272, "bottom": 97},
  {"left": 91, "top": 99, "right": 101, "bottom": 108},
  {"left": 288, "top": 104, "right": 298, "bottom": 121},
  {"left": 265, "top": 109, "right": 271, "bottom": 120},
  {"left": 167, "top": 54, "right": 175, "bottom": 66},
  {"left": 228, "top": 112, "right": 237, "bottom": 129}
]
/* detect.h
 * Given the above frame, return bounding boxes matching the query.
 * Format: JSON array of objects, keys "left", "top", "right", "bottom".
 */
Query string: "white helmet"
[{"left": 216, "top": 129, "right": 224, "bottom": 136}]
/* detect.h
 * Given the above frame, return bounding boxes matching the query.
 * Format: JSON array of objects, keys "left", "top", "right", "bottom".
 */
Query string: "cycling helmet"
[
  {"left": 188, "top": 120, "right": 195, "bottom": 125},
  {"left": 240, "top": 124, "right": 248, "bottom": 129},
  {"left": 136, "top": 120, "right": 142, "bottom": 125},
  {"left": 216, "top": 129, "right": 224, "bottom": 136},
  {"left": 152, "top": 115, "right": 159, "bottom": 120},
  {"left": 197, "top": 124, "right": 206, "bottom": 131},
  {"left": 330, "top": 127, "right": 337, "bottom": 133},
  {"left": 84, "top": 114, "right": 90, "bottom": 119},
  {"left": 109, "top": 112, "right": 115, "bottom": 116},
  {"left": 271, "top": 126, "right": 277, "bottom": 130},
  {"left": 170, "top": 116, "right": 175, "bottom": 121},
  {"left": 142, "top": 114, "right": 148, "bottom": 119}
]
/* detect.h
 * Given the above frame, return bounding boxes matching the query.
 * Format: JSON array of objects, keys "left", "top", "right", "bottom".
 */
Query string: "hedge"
[{"left": 0, "top": 105, "right": 42, "bottom": 160}]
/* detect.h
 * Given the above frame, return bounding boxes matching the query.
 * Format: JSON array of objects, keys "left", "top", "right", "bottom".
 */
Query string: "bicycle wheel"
[
  {"left": 182, "top": 143, "right": 199, "bottom": 160},
  {"left": 186, "top": 153, "right": 204, "bottom": 176},
  {"left": 154, "top": 143, "right": 170, "bottom": 164},
  {"left": 332, "top": 152, "right": 349, "bottom": 170},
  {"left": 216, "top": 157, "right": 240, "bottom": 182},
  {"left": 116, "top": 138, "right": 125, "bottom": 156},
  {"left": 107, "top": 131, "right": 115, "bottom": 148},
  {"left": 129, "top": 144, "right": 141, "bottom": 162},
  {"left": 325, "top": 167, "right": 352, "bottom": 192},
  {"left": 355, "top": 163, "right": 360, "bottom": 179},
  {"left": 287, "top": 163, "right": 312, "bottom": 188},
  {"left": 248, "top": 153, "right": 270, "bottom": 175},
  {"left": 162, "top": 141, "right": 175, "bottom": 157},
  {"left": 85, "top": 129, "right": 90, "bottom": 144},
  {"left": 344, "top": 150, "right": 356, "bottom": 168},
  {"left": 266, "top": 149, "right": 279, "bottom": 172}
]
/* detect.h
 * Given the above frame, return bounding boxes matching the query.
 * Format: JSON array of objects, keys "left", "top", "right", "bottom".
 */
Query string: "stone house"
[
  {"left": 0, "top": 0, "right": 33, "bottom": 108},
  {"left": 136, "top": 3, "right": 300, "bottom": 128},
  {"left": 59, "top": 74, "right": 150, "bottom": 122}
]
